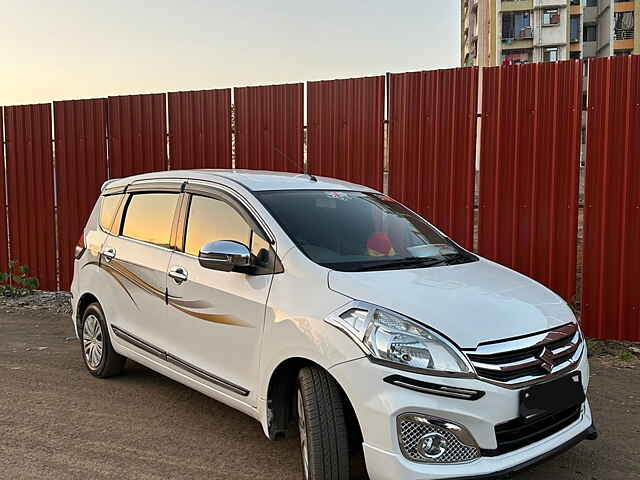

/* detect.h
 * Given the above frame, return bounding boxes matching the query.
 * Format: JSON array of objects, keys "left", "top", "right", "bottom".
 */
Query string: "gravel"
[{"left": 0, "top": 290, "right": 72, "bottom": 315}]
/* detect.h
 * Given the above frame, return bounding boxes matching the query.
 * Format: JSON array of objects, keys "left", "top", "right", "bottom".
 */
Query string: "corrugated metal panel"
[
  {"left": 388, "top": 68, "right": 478, "bottom": 250},
  {"left": 108, "top": 94, "right": 167, "bottom": 178},
  {"left": 54, "top": 99, "right": 108, "bottom": 290},
  {"left": 478, "top": 61, "right": 581, "bottom": 301},
  {"left": 168, "top": 89, "right": 232, "bottom": 170},
  {"left": 4, "top": 104, "right": 57, "bottom": 290},
  {"left": 0, "top": 108, "right": 8, "bottom": 274},
  {"left": 582, "top": 56, "right": 640, "bottom": 341},
  {"left": 307, "top": 76, "right": 385, "bottom": 190},
  {"left": 234, "top": 83, "right": 303, "bottom": 172}
]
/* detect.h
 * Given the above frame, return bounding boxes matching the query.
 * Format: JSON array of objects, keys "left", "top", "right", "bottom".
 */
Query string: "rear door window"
[{"left": 121, "top": 193, "right": 180, "bottom": 248}]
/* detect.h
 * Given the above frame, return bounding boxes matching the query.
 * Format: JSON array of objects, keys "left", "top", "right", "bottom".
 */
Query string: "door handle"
[
  {"left": 102, "top": 247, "right": 116, "bottom": 262},
  {"left": 168, "top": 266, "right": 188, "bottom": 284}
]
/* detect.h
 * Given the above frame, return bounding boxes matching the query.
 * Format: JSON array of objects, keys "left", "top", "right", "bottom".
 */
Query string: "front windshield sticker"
[{"left": 326, "top": 191, "right": 352, "bottom": 200}]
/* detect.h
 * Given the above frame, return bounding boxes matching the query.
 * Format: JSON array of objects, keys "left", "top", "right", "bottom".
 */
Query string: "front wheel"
[{"left": 297, "top": 366, "right": 350, "bottom": 480}]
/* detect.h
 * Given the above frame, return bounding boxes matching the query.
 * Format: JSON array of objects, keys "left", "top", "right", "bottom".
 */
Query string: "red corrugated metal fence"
[
  {"left": 54, "top": 99, "right": 109, "bottom": 290},
  {"left": 108, "top": 94, "right": 168, "bottom": 178},
  {"left": 0, "top": 109, "right": 7, "bottom": 274},
  {"left": 4, "top": 104, "right": 57, "bottom": 291},
  {"left": 581, "top": 56, "right": 640, "bottom": 342},
  {"left": 168, "top": 89, "right": 232, "bottom": 170},
  {"left": 0, "top": 58, "right": 638, "bottom": 343},
  {"left": 478, "top": 61, "right": 582, "bottom": 301},
  {"left": 307, "top": 76, "right": 385, "bottom": 190},
  {"left": 234, "top": 84, "right": 303, "bottom": 172},
  {"left": 388, "top": 68, "right": 478, "bottom": 250}
]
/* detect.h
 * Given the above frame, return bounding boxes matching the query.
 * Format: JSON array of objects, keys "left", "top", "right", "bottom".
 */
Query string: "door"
[
  {"left": 166, "top": 193, "right": 274, "bottom": 405},
  {"left": 101, "top": 191, "right": 180, "bottom": 351}
]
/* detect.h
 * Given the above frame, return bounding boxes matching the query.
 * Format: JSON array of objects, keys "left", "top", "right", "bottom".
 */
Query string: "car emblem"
[{"left": 538, "top": 347, "right": 555, "bottom": 373}]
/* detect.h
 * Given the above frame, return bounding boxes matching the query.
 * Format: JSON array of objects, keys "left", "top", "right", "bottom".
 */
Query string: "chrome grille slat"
[
  {"left": 550, "top": 331, "right": 581, "bottom": 357},
  {"left": 465, "top": 323, "right": 583, "bottom": 387},
  {"left": 471, "top": 356, "right": 541, "bottom": 372},
  {"left": 469, "top": 323, "right": 577, "bottom": 357}
]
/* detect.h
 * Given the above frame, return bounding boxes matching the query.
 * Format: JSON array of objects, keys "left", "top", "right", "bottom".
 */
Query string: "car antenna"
[{"left": 274, "top": 147, "right": 317, "bottom": 182}]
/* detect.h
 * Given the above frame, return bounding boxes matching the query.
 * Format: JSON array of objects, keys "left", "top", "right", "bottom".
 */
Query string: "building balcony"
[
  {"left": 614, "top": 28, "right": 634, "bottom": 40},
  {"left": 533, "top": 0, "right": 567, "bottom": 9},
  {"left": 501, "top": 38, "right": 534, "bottom": 49},
  {"left": 614, "top": 1, "right": 635, "bottom": 13},
  {"left": 569, "top": 4, "right": 582, "bottom": 15},
  {"left": 614, "top": 38, "right": 635, "bottom": 50},
  {"left": 583, "top": 40, "right": 597, "bottom": 57},
  {"left": 501, "top": 0, "right": 534, "bottom": 12},
  {"left": 502, "top": 26, "right": 534, "bottom": 42},
  {"left": 583, "top": 7, "right": 597, "bottom": 23},
  {"left": 534, "top": 25, "right": 568, "bottom": 46},
  {"left": 502, "top": 49, "right": 533, "bottom": 64}
]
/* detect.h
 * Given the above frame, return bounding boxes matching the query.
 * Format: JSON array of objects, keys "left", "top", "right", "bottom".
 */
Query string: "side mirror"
[{"left": 199, "top": 240, "right": 251, "bottom": 272}]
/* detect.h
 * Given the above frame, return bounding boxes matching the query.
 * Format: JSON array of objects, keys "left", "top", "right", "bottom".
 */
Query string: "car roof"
[{"left": 102, "top": 169, "right": 378, "bottom": 193}]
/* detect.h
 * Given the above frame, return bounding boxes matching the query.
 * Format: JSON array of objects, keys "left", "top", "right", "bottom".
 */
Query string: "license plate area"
[{"left": 519, "top": 371, "right": 585, "bottom": 420}]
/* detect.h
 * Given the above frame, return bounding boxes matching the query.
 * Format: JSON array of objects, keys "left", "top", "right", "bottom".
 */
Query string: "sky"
[{"left": 0, "top": 0, "right": 460, "bottom": 106}]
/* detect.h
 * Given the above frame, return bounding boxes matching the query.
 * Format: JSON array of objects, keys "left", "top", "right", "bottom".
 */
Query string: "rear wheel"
[
  {"left": 80, "top": 303, "right": 125, "bottom": 378},
  {"left": 296, "top": 366, "right": 350, "bottom": 480}
]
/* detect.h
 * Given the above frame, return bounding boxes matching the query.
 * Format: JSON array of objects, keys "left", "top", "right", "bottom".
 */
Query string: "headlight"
[{"left": 326, "top": 301, "right": 473, "bottom": 376}]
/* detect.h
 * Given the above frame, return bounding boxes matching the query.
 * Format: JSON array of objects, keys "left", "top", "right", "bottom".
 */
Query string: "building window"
[
  {"left": 543, "top": 9, "right": 560, "bottom": 26},
  {"left": 570, "top": 51, "right": 581, "bottom": 59},
  {"left": 614, "top": 12, "right": 635, "bottom": 40},
  {"left": 502, "top": 11, "right": 531, "bottom": 40},
  {"left": 543, "top": 47, "right": 558, "bottom": 62},
  {"left": 615, "top": 50, "right": 633, "bottom": 56},
  {"left": 570, "top": 16, "right": 581, "bottom": 42},
  {"left": 585, "top": 0, "right": 597, "bottom": 7},
  {"left": 583, "top": 24, "right": 597, "bottom": 42}
]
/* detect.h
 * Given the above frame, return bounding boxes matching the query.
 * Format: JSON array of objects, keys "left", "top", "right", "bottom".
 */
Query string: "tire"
[
  {"left": 296, "top": 366, "right": 350, "bottom": 480},
  {"left": 80, "top": 303, "right": 126, "bottom": 378}
]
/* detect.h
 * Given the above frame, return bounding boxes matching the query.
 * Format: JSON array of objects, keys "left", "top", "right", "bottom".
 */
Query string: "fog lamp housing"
[{"left": 397, "top": 413, "right": 480, "bottom": 464}]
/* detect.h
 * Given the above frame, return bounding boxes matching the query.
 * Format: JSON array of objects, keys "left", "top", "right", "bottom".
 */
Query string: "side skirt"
[{"left": 111, "top": 325, "right": 250, "bottom": 397}]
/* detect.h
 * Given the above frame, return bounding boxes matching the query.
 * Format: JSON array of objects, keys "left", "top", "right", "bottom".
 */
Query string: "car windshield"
[{"left": 257, "top": 190, "right": 477, "bottom": 272}]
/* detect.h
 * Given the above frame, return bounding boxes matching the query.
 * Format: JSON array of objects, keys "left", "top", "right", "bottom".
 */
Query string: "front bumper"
[{"left": 329, "top": 352, "right": 593, "bottom": 480}]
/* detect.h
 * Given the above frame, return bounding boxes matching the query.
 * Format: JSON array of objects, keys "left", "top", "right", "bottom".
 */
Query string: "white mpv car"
[{"left": 71, "top": 170, "right": 596, "bottom": 480}]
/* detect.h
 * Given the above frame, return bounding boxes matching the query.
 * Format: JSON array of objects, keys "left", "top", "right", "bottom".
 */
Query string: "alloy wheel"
[{"left": 83, "top": 314, "right": 104, "bottom": 369}]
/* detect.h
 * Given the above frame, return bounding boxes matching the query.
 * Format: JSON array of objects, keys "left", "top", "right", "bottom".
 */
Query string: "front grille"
[
  {"left": 397, "top": 414, "right": 480, "bottom": 464},
  {"left": 466, "top": 323, "right": 584, "bottom": 386},
  {"left": 490, "top": 404, "right": 583, "bottom": 455}
]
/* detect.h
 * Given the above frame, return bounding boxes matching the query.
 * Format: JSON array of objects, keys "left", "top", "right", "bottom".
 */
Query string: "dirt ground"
[{"left": 1, "top": 308, "right": 639, "bottom": 480}]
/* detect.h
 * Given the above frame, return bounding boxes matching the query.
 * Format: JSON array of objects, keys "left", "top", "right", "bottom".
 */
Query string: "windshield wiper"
[
  {"left": 440, "top": 252, "right": 474, "bottom": 265},
  {"left": 351, "top": 257, "right": 448, "bottom": 272}
]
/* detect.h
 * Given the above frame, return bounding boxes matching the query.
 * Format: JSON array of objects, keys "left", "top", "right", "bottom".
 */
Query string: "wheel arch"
[
  {"left": 75, "top": 292, "right": 101, "bottom": 334},
  {"left": 264, "top": 356, "right": 364, "bottom": 450}
]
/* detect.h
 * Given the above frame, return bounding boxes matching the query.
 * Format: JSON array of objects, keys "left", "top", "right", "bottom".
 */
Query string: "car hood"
[{"left": 328, "top": 259, "right": 575, "bottom": 349}]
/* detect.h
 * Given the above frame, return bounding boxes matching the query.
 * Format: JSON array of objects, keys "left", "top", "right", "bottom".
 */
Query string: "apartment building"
[{"left": 461, "top": 0, "right": 640, "bottom": 66}]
